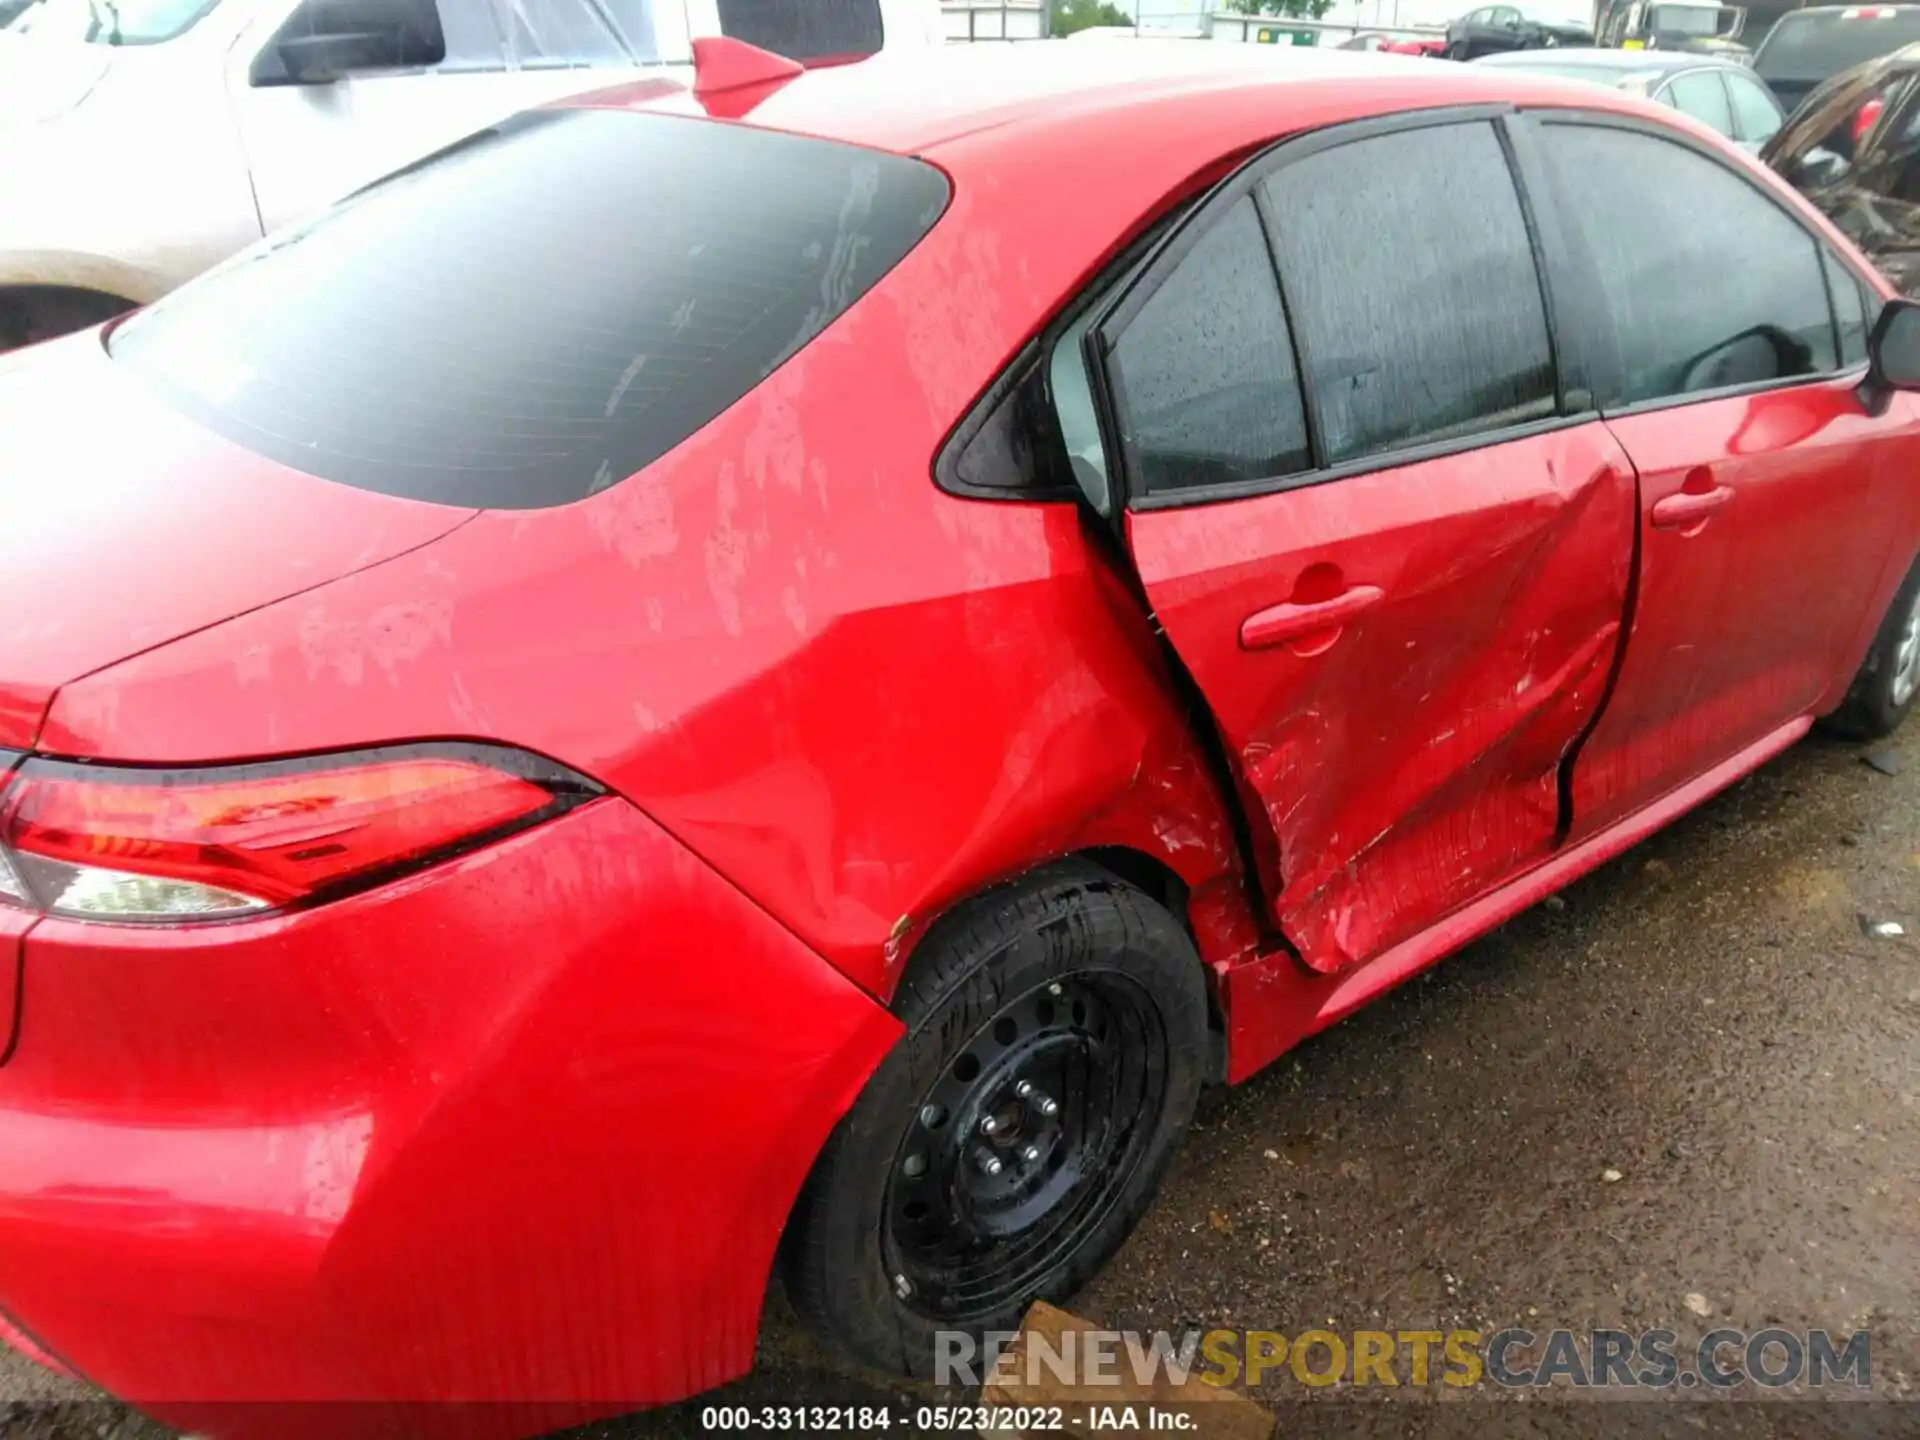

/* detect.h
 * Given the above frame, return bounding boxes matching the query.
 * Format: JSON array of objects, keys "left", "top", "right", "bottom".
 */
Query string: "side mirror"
[
  {"left": 250, "top": 0, "right": 445, "bottom": 87},
  {"left": 1867, "top": 299, "right": 1920, "bottom": 396}
]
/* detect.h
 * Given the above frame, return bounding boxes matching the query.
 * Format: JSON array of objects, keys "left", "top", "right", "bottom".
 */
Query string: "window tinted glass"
[
  {"left": 717, "top": 0, "right": 882, "bottom": 59},
  {"left": 110, "top": 110, "right": 948, "bottom": 509},
  {"left": 1109, "top": 199, "right": 1310, "bottom": 495},
  {"left": 1664, "top": 71, "right": 1735, "bottom": 137},
  {"left": 1725, "top": 70, "right": 1783, "bottom": 143},
  {"left": 1824, "top": 249, "right": 1870, "bottom": 365},
  {"left": 1541, "top": 124, "right": 1835, "bottom": 406},
  {"left": 1261, "top": 121, "right": 1556, "bottom": 465}
]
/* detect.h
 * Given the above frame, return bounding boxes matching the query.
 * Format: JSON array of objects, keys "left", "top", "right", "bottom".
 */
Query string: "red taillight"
[
  {"left": 1855, "top": 95, "right": 1886, "bottom": 143},
  {"left": 0, "top": 745, "right": 598, "bottom": 922}
]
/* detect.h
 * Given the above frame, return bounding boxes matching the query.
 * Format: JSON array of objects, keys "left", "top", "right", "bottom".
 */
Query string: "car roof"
[{"left": 561, "top": 39, "right": 1663, "bottom": 158}]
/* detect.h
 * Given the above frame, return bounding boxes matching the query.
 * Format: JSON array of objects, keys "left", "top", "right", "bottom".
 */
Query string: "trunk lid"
[{"left": 0, "top": 335, "right": 475, "bottom": 749}]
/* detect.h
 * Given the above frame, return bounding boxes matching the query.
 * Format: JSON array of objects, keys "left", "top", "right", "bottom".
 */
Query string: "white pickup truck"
[{"left": 0, "top": 0, "right": 943, "bottom": 347}]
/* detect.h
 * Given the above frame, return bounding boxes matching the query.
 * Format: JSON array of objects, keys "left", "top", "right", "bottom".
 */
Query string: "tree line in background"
[{"left": 1050, "top": 0, "right": 1335, "bottom": 38}]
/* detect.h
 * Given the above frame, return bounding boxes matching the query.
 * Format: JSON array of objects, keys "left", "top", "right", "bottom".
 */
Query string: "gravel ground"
[{"left": 5, "top": 723, "right": 1917, "bottom": 1439}]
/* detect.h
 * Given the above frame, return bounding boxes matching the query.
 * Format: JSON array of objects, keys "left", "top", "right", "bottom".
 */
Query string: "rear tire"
[
  {"left": 1821, "top": 555, "right": 1920, "bottom": 741},
  {"left": 784, "top": 862, "right": 1207, "bottom": 1378}
]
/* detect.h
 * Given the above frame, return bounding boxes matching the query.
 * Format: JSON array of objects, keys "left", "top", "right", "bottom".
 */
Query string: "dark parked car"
[
  {"left": 1445, "top": 3, "right": 1594, "bottom": 58},
  {"left": 1755, "top": 3, "right": 1920, "bottom": 112},
  {"left": 1766, "top": 42, "right": 1920, "bottom": 292},
  {"left": 1474, "top": 47, "right": 1786, "bottom": 148}
]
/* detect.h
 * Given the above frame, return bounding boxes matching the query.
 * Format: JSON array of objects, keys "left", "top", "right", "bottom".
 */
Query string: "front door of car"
[
  {"left": 228, "top": 0, "right": 678, "bottom": 235},
  {"left": 1080, "top": 116, "right": 1640, "bottom": 975},
  {"left": 1518, "top": 118, "right": 1912, "bottom": 838}
]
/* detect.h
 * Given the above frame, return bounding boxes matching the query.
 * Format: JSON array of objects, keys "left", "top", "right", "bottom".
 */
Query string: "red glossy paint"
[
  {"left": 1130, "top": 424, "right": 1638, "bottom": 974},
  {"left": 1569, "top": 378, "right": 1918, "bottom": 837},
  {"left": 0, "top": 798, "right": 900, "bottom": 1426},
  {"left": 0, "top": 40, "right": 1916, "bottom": 1430},
  {"left": 1219, "top": 716, "right": 1815, "bottom": 1082}
]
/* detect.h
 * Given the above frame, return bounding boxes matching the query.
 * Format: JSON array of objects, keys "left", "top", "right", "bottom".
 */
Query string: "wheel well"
[
  {"left": 0, "top": 285, "right": 137, "bottom": 352},
  {"left": 1079, "top": 845, "right": 1189, "bottom": 931},
  {"left": 1073, "top": 847, "right": 1228, "bottom": 1081}
]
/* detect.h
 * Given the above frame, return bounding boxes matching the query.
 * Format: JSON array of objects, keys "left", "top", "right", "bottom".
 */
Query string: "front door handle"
[
  {"left": 1241, "top": 585, "right": 1384, "bottom": 651},
  {"left": 1650, "top": 485, "right": 1735, "bottom": 530}
]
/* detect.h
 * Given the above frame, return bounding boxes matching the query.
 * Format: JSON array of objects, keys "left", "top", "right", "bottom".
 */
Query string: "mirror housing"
[
  {"left": 251, "top": 0, "right": 444, "bottom": 87},
  {"left": 1862, "top": 298, "right": 1920, "bottom": 411}
]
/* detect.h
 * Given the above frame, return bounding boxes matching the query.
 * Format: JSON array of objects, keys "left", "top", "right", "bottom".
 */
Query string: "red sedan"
[{"left": 2, "top": 36, "right": 1919, "bottom": 1435}]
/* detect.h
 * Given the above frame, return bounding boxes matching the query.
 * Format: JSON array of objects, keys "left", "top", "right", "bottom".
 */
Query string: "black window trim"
[
  {"left": 931, "top": 204, "right": 1200, "bottom": 505},
  {"left": 1093, "top": 103, "right": 1589, "bottom": 514},
  {"left": 932, "top": 98, "right": 1879, "bottom": 517},
  {"left": 1525, "top": 106, "right": 1871, "bottom": 427}
]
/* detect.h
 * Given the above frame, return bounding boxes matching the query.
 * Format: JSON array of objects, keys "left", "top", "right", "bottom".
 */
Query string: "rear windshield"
[
  {"left": 110, "top": 109, "right": 949, "bottom": 509},
  {"left": 1756, "top": 9, "right": 1920, "bottom": 84},
  {"left": 718, "top": 0, "right": 885, "bottom": 60}
]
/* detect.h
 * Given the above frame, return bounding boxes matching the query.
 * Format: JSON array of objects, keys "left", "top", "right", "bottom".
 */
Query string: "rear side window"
[
  {"left": 1725, "top": 70, "right": 1783, "bottom": 144},
  {"left": 1107, "top": 199, "right": 1311, "bottom": 496},
  {"left": 1260, "top": 121, "right": 1556, "bottom": 465},
  {"left": 717, "top": 0, "right": 883, "bottom": 59},
  {"left": 1663, "top": 71, "right": 1734, "bottom": 137},
  {"left": 1538, "top": 124, "right": 1836, "bottom": 407},
  {"left": 110, "top": 110, "right": 948, "bottom": 509}
]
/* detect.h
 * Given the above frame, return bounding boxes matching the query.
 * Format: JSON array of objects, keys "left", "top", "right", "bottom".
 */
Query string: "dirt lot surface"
[{"left": 5, "top": 724, "right": 1917, "bottom": 1439}]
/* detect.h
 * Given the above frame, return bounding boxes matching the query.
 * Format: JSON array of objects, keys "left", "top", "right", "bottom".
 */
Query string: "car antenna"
[{"left": 692, "top": 35, "right": 805, "bottom": 112}]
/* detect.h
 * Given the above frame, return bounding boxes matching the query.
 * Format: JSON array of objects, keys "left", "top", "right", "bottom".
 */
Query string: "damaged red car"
[{"left": 3, "top": 37, "right": 1920, "bottom": 1437}]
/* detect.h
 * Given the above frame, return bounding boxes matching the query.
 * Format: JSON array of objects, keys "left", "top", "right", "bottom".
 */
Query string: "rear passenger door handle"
[
  {"left": 1650, "top": 485, "right": 1735, "bottom": 530},
  {"left": 1241, "top": 586, "right": 1384, "bottom": 651}
]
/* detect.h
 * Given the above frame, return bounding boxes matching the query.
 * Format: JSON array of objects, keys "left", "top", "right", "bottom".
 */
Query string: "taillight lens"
[
  {"left": 0, "top": 744, "right": 599, "bottom": 923},
  {"left": 1855, "top": 96, "right": 1885, "bottom": 144}
]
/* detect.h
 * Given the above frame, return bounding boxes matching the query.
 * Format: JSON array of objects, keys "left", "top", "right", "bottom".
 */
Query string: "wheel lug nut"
[
  {"left": 974, "top": 1148, "right": 1004, "bottom": 1177},
  {"left": 1015, "top": 1080, "right": 1034, "bottom": 1098},
  {"left": 1038, "top": 1096, "right": 1059, "bottom": 1117},
  {"left": 902, "top": 1153, "right": 927, "bottom": 1178},
  {"left": 894, "top": 1273, "right": 914, "bottom": 1300},
  {"left": 981, "top": 1114, "right": 1002, "bottom": 1138},
  {"left": 1048, "top": 983, "right": 1064, "bottom": 996},
  {"left": 1021, "top": 1144, "right": 1041, "bottom": 1164}
]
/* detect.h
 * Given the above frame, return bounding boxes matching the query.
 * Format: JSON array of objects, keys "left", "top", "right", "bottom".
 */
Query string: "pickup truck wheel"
[
  {"left": 1822, "top": 556, "right": 1920, "bottom": 741},
  {"left": 784, "top": 861, "right": 1207, "bottom": 1378}
]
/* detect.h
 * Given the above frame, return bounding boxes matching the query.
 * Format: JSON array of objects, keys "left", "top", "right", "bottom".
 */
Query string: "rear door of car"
[
  {"left": 1080, "top": 111, "right": 1639, "bottom": 976},
  {"left": 1517, "top": 113, "right": 1913, "bottom": 838}
]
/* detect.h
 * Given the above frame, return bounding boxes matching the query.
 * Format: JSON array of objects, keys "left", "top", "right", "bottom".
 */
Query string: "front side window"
[
  {"left": 1824, "top": 249, "right": 1870, "bottom": 366},
  {"left": 1107, "top": 199, "right": 1310, "bottom": 496},
  {"left": 110, "top": 110, "right": 949, "bottom": 509},
  {"left": 717, "top": 0, "right": 882, "bottom": 60},
  {"left": 1663, "top": 71, "right": 1735, "bottom": 138},
  {"left": 1539, "top": 123, "right": 1836, "bottom": 407},
  {"left": 1260, "top": 121, "right": 1556, "bottom": 466},
  {"left": 1725, "top": 70, "right": 1783, "bottom": 144}
]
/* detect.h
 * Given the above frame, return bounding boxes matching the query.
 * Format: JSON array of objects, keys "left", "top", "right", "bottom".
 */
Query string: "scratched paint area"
[{"left": 1130, "top": 424, "right": 1638, "bottom": 974}]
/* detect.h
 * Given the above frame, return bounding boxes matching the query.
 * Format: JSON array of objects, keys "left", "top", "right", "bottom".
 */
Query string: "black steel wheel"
[
  {"left": 784, "top": 862, "right": 1208, "bottom": 1378},
  {"left": 883, "top": 970, "right": 1167, "bottom": 1320}
]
